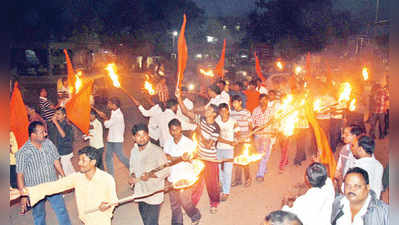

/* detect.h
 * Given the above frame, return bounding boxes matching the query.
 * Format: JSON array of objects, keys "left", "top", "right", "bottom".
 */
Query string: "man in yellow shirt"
[{"left": 22, "top": 146, "right": 118, "bottom": 225}]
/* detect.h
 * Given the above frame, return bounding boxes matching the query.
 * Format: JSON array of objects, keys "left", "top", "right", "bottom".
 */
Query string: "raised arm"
[{"left": 175, "top": 89, "right": 195, "bottom": 120}]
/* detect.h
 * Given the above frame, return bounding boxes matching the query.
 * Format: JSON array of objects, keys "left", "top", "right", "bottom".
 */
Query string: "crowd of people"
[{"left": 10, "top": 69, "right": 390, "bottom": 225}]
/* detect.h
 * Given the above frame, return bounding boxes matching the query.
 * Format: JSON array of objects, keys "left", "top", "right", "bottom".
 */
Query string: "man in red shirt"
[{"left": 243, "top": 80, "right": 260, "bottom": 113}]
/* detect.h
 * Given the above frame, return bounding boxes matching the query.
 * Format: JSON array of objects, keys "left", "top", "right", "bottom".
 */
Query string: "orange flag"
[
  {"left": 65, "top": 80, "right": 93, "bottom": 134},
  {"left": 10, "top": 82, "right": 29, "bottom": 148},
  {"left": 176, "top": 14, "right": 188, "bottom": 90},
  {"left": 255, "top": 52, "right": 266, "bottom": 81},
  {"left": 304, "top": 102, "right": 336, "bottom": 178},
  {"left": 64, "top": 49, "right": 75, "bottom": 94},
  {"left": 215, "top": 39, "right": 226, "bottom": 79}
]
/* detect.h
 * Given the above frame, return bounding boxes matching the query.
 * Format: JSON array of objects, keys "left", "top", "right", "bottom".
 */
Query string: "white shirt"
[
  {"left": 282, "top": 178, "right": 335, "bottom": 225},
  {"left": 352, "top": 156, "right": 384, "bottom": 199},
  {"left": 215, "top": 117, "right": 239, "bottom": 149},
  {"left": 256, "top": 85, "right": 268, "bottom": 94},
  {"left": 159, "top": 109, "right": 178, "bottom": 147},
  {"left": 336, "top": 194, "right": 371, "bottom": 225},
  {"left": 104, "top": 108, "right": 125, "bottom": 142},
  {"left": 177, "top": 98, "right": 197, "bottom": 131},
  {"left": 206, "top": 92, "right": 230, "bottom": 108},
  {"left": 84, "top": 119, "right": 104, "bottom": 149},
  {"left": 138, "top": 104, "right": 163, "bottom": 140},
  {"left": 163, "top": 136, "right": 197, "bottom": 182}
]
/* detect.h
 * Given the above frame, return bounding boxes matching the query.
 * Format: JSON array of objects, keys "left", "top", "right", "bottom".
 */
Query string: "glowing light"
[
  {"left": 349, "top": 99, "right": 356, "bottom": 111},
  {"left": 199, "top": 68, "right": 215, "bottom": 77},
  {"left": 362, "top": 67, "right": 369, "bottom": 81},
  {"left": 172, "top": 159, "right": 204, "bottom": 189},
  {"left": 276, "top": 61, "right": 283, "bottom": 70},
  {"left": 313, "top": 99, "right": 322, "bottom": 112},
  {"left": 144, "top": 81, "right": 155, "bottom": 95},
  {"left": 74, "top": 71, "right": 83, "bottom": 94},
  {"left": 295, "top": 66, "right": 302, "bottom": 75},
  {"left": 281, "top": 111, "right": 298, "bottom": 136},
  {"left": 105, "top": 63, "right": 121, "bottom": 88},
  {"left": 188, "top": 84, "right": 195, "bottom": 91},
  {"left": 338, "top": 82, "right": 352, "bottom": 104},
  {"left": 234, "top": 144, "right": 263, "bottom": 166}
]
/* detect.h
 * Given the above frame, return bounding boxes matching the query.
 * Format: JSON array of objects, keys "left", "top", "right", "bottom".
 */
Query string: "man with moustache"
[{"left": 331, "top": 167, "right": 389, "bottom": 225}]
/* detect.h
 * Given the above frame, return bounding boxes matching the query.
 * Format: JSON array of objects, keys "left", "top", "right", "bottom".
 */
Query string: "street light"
[{"left": 172, "top": 31, "right": 178, "bottom": 55}]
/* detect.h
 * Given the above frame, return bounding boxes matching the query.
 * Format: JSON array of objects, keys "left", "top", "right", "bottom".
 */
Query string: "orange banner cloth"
[
  {"left": 215, "top": 39, "right": 226, "bottom": 79},
  {"left": 65, "top": 80, "right": 93, "bottom": 134},
  {"left": 255, "top": 52, "right": 266, "bottom": 81},
  {"left": 64, "top": 49, "right": 75, "bottom": 94},
  {"left": 10, "top": 82, "right": 30, "bottom": 148},
  {"left": 176, "top": 14, "right": 188, "bottom": 90},
  {"left": 304, "top": 101, "right": 336, "bottom": 178}
]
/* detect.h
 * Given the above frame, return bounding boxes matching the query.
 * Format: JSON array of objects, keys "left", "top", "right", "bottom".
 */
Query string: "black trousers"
[
  {"left": 138, "top": 202, "right": 161, "bottom": 225},
  {"left": 10, "top": 165, "right": 17, "bottom": 188},
  {"left": 96, "top": 147, "right": 105, "bottom": 171},
  {"left": 369, "top": 113, "right": 385, "bottom": 139}
]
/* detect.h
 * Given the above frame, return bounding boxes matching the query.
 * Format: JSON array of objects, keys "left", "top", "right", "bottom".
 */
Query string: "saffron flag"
[
  {"left": 214, "top": 39, "right": 226, "bottom": 79},
  {"left": 255, "top": 52, "right": 266, "bottom": 81},
  {"left": 64, "top": 49, "right": 75, "bottom": 94},
  {"left": 176, "top": 14, "right": 188, "bottom": 90},
  {"left": 304, "top": 101, "right": 336, "bottom": 178},
  {"left": 10, "top": 82, "right": 29, "bottom": 148},
  {"left": 65, "top": 80, "right": 93, "bottom": 134}
]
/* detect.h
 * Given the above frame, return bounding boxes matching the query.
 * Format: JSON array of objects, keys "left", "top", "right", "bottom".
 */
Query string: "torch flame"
[
  {"left": 199, "top": 68, "right": 215, "bottom": 77},
  {"left": 105, "top": 63, "right": 121, "bottom": 88},
  {"left": 172, "top": 159, "right": 205, "bottom": 189},
  {"left": 362, "top": 68, "right": 369, "bottom": 81},
  {"left": 338, "top": 82, "right": 352, "bottom": 104},
  {"left": 313, "top": 99, "right": 322, "bottom": 112},
  {"left": 234, "top": 143, "right": 263, "bottom": 165},
  {"left": 276, "top": 61, "right": 283, "bottom": 70},
  {"left": 295, "top": 66, "right": 302, "bottom": 75},
  {"left": 144, "top": 80, "right": 155, "bottom": 95},
  {"left": 281, "top": 111, "right": 298, "bottom": 136},
  {"left": 349, "top": 99, "right": 356, "bottom": 111},
  {"left": 74, "top": 71, "right": 82, "bottom": 94}
]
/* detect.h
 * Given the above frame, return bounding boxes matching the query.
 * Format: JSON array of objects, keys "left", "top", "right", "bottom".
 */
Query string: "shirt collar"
[{"left": 40, "top": 96, "right": 47, "bottom": 100}]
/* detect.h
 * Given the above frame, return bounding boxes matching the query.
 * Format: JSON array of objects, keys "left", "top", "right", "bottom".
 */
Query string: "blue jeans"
[
  {"left": 105, "top": 142, "right": 129, "bottom": 176},
  {"left": 255, "top": 135, "right": 272, "bottom": 178},
  {"left": 32, "top": 193, "right": 71, "bottom": 225},
  {"left": 217, "top": 149, "right": 234, "bottom": 194}
]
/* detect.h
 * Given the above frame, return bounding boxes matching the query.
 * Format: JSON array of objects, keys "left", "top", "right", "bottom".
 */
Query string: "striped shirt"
[
  {"left": 39, "top": 96, "right": 55, "bottom": 121},
  {"left": 194, "top": 114, "right": 220, "bottom": 160},
  {"left": 230, "top": 109, "right": 252, "bottom": 138},
  {"left": 16, "top": 139, "right": 60, "bottom": 187}
]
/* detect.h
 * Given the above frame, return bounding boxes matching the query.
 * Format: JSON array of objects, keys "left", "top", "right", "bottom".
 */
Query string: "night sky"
[{"left": 194, "top": 0, "right": 387, "bottom": 21}]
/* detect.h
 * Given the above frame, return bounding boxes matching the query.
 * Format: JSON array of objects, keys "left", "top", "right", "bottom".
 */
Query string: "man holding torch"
[
  {"left": 164, "top": 119, "right": 202, "bottom": 225},
  {"left": 175, "top": 88, "right": 221, "bottom": 214},
  {"left": 19, "top": 146, "right": 118, "bottom": 225}
]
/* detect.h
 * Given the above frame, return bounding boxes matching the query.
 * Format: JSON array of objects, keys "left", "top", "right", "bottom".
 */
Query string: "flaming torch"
[
  {"left": 281, "top": 111, "right": 299, "bottom": 136},
  {"left": 338, "top": 82, "right": 352, "bottom": 104},
  {"left": 199, "top": 68, "right": 215, "bottom": 77},
  {"left": 313, "top": 98, "right": 322, "bottom": 112},
  {"left": 362, "top": 67, "right": 369, "bottom": 81},
  {"left": 276, "top": 61, "right": 283, "bottom": 70},
  {"left": 234, "top": 143, "right": 263, "bottom": 166},
  {"left": 74, "top": 71, "right": 83, "bottom": 94},
  {"left": 105, "top": 63, "right": 121, "bottom": 88},
  {"left": 171, "top": 159, "right": 205, "bottom": 189},
  {"left": 144, "top": 81, "right": 155, "bottom": 95},
  {"left": 295, "top": 66, "right": 302, "bottom": 75},
  {"left": 349, "top": 99, "right": 356, "bottom": 111}
]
